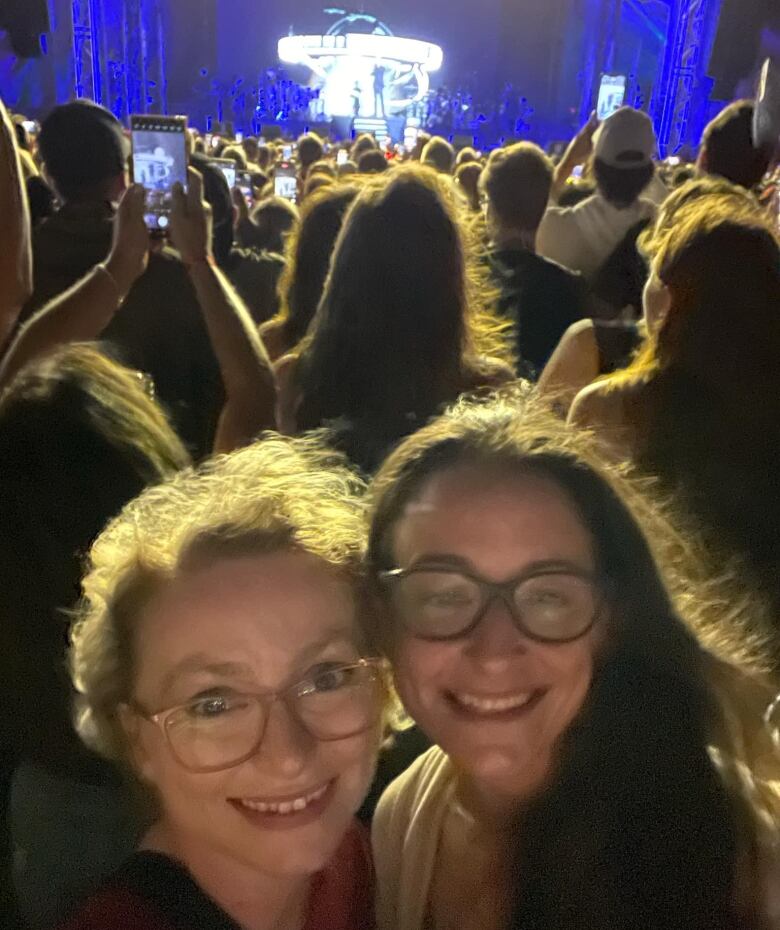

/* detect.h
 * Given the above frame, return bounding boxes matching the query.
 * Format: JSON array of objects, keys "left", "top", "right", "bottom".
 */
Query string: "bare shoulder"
[{"left": 568, "top": 378, "right": 642, "bottom": 463}]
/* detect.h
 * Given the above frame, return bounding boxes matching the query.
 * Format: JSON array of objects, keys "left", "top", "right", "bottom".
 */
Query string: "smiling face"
[
  {"left": 387, "top": 464, "right": 604, "bottom": 804},
  {"left": 126, "top": 549, "right": 380, "bottom": 878}
]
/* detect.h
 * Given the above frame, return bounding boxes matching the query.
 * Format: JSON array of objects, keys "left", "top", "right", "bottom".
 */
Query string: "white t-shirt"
[{"left": 537, "top": 192, "right": 657, "bottom": 279}]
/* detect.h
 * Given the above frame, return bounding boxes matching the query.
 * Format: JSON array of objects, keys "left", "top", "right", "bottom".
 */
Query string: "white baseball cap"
[{"left": 594, "top": 107, "right": 657, "bottom": 168}]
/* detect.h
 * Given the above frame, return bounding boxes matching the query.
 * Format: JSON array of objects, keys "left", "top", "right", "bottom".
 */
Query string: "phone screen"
[
  {"left": 131, "top": 115, "right": 188, "bottom": 231},
  {"left": 208, "top": 158, "right": 236, "bottom": 189},
  {"left": 274, "top": 163, "right": 297, "bottom": 202},
  {"left": 282, "top": 144, "right": 293, "bottom": 161},
  {"left": 597, "top": 75, "right": 626, "bottom": 121},
  {"left": 236, "top": 170, "right": 254, "bottom": 206},
  {"left": 337, "top": 149, "right": 348, "bottom": 166}
]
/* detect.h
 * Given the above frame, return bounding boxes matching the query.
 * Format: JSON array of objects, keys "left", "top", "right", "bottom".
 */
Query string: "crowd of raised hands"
[{"left": 0, "top": 90, "right": 779, "bottom": 930}]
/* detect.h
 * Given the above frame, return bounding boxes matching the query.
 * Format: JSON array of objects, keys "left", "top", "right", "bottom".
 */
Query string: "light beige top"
[
  {"left": 372, "top": 747, "right": 780, "bottom": 930},
  {"left": 372, "top": 746, "right": 454, "bottom": 930}
]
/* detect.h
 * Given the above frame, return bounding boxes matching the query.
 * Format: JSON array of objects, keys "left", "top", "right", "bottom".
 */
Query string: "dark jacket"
[
  {"left": 21, "top": 202, "right": 223, "bottom": 458},
  {"left": 488, "top": 247, "right": 587, "bottom": 378}
]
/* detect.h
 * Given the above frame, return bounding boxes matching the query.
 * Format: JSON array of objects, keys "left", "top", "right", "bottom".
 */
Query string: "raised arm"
[
  {"left": 0, "top": 96, "right": 33, "bottom": 352},
  {"left": 550, "top": 111, "right": 599, "bottom": 202},
  {"left": 170, "top": 167, "right": 276, "bottom": 452},
  {"left": 0, "top": 184, "right": 149, "bottom": 387}
]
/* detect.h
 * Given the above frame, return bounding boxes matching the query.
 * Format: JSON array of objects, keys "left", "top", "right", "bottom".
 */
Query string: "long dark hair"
[
  {"left": 295, "top": 165, "right": 508, "bottom": 441},
  {"left": 274, "top": 182, "right": 360, "bottom": 349},
  {"left": 627, "top": 205, "right": 780, "bottom": 645},
  {"left": 369, "top": 391, "right": 778, "bottom": 930},
  {"left": 0, "top": 345, "right": 189, "bottom": 779}
]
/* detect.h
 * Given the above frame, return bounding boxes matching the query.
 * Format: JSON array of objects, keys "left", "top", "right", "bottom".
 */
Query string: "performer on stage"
[{"left": 373, "top": 62, "right": 387, "bottom": 117}]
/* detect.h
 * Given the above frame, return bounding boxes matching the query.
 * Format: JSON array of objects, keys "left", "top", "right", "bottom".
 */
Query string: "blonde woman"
[{"left": 63, "top": 435, "right": 388, "bottom": 930}]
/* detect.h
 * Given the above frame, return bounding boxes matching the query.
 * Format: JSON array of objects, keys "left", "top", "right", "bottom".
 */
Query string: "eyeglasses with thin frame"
[
  {"left": 127, "top": 658, "right": 386, "bottom": 774},
  {"left": 378, "top": 566, "right": 603, "bottom": 643}
]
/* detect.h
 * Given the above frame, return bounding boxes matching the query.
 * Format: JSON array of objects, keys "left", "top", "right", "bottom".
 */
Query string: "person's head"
[
  {"left": 220, "top": 145, "right": 248, "bottom": 170},
  {"left": 296, "top": 164, "right": 507, "bottom": 444},
  {"left": 246, "top": 195, "right": 299, "bottom": 253},
  {"left": 455, "top": 147, "right": 479, "bottom": 168},
  {"left": 368, "top": 390, "right": 777, "bottom": 926},
  {"left": 303, "top": 172, "right": 333, "bottom": 199},
  {"left": 698, "top": 100, "right": 773, "bottom": 190},
  {"left": 357, "top": 149, "right": 389, "bottom": 174},
  {"left": 0, "top": 345, "right": 189, "bottom": 761},
  {"left": 350, "top": 133, "right": 378, "bottom": 163},
  {"left": 644, "top": 197, "right": 780, "bottom": 383},
  {"left": 635, "top": 176, "right": 756, "bottom": 334},
  {"left": 241, "top": 136, "right": 260, "bottom": 164},
  {"left": 297, "top": 133, "right": 325, "bottom": 171},
  {"left": 308, "top": 160, "right": 336, "bottom": 180},
  {"left": 254, "top": 142, "right": 272, "bottom": 171},
  {"left": 38, "top": 100, "right": 129, "bottom": 203},
  {"left": 275, "top": 182, "right": 361, "bottom": 350},
  {"left": 190, "top": 153, "right": 234, "bottom": 265},
  {"left": 421, "top": 136, "right": 456, "bottom": 174},
  {"left": 410, "top": 132, "right": 431, "bottom": 162},
  {"left": 454, "top": 161, "right": 482, "bottom": 212},
  {"left": 592, "top": 106, "right": 656, "bottom": 207},
  {"left": 481, "top": 142, "right": 553, "bottom": 239},
  {"left": 337, "top": 159, "right": 358, "bottom": 178},
  {"left": 71, "top": 434, "right": 389, "bottom": 879}
]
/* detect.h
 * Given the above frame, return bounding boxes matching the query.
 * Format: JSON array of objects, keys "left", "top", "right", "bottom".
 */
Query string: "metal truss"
[
  {"left": 654, "top": 0, "right": 715, "bottom": 155},
  {"left": 71, "top": 0, "right": 102, "bottom": 102}
]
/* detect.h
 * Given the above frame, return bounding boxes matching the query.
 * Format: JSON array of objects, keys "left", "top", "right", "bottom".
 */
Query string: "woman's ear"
[{"left": 118, "top": 704, "right": 155, "bottom": 782}]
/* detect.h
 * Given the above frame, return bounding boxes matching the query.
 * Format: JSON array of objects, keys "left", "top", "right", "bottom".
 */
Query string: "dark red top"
[{"left": 59, "top": 822, "right": 374, "bottom": 930}]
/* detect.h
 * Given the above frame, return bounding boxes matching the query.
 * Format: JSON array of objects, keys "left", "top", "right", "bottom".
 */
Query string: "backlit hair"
[
  {"left": 369, "top": 388, "right": 779, "bottom": 928},
  {"left": 71, "top": 433, "right": 369, "bottom": 768}
]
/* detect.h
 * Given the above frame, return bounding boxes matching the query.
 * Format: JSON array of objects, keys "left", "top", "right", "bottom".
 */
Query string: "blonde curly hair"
[{"left": 70, "top": 432, "right": 371, "bottom": 769}]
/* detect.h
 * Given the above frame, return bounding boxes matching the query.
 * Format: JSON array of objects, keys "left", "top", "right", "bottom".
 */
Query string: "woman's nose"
[
  {"left": 252, "top": 698, "right": 317, "bottom": 778},
  {"left": 463, "top": 594, "right": 531, "bottom": 670}
]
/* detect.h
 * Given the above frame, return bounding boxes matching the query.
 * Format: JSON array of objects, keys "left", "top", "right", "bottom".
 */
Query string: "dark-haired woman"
[
  {"left": 259, "top": 182, "right": 360, "bottom": 362},
  {"left": 570, "top": 191, "right": 780, "bottom": 663},
  {"left": 275, "top": 164, "right": 513, "bottom": 473},
  {"left": 368, "top": 391, "right": 779, "bottom": 930}
]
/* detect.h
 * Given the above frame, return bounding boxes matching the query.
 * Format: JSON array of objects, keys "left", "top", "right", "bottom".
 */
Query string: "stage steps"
[{"left": 351, "top": 116, "right": 390, "bottom": 143}]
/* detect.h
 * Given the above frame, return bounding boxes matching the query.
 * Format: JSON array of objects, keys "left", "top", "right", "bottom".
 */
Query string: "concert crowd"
[{"left": 1, "top": 88, "right": 779, "bottom": 930}]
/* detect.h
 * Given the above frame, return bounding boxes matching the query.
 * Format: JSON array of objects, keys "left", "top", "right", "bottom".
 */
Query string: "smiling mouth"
[
  {"left": 447, "top": 689, "right": 545, "bottom": 717},
  {"left": 233, "top": 780, "right": 332, "bottom": 816}
]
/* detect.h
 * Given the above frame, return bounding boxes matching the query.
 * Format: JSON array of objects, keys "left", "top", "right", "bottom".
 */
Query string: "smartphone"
[
  {"left": 753, "top": 58, "right": 780, "bottom": 152},
  {"left": 22, "top": 120, "right": 39, "bottom": 134},
  {"left": 282, "top": 144, "right": 293, "bottom": 161},
  {"left": 572, "top": 164, "right": 584, "bottom": 179},
  {"left": 235, "top": 131, "right": 244, "bottom": 143},
  {"left": 236, "top": 169, "right": 255, "bottom": 207},
  {"left": 597, "top": 74, "right": 626, "bottom": 121},
  {"left": 207, "top": 157, "right": 237, "bottom": 189},
  {"left": 274, "top": 162, "right": 297, "bottom": 203},
  {"left": 337, "top": 149, "right": 349, "bottom": 166},
  {"left": 131, "top": 114, "right": 188, "bottom": 231}
]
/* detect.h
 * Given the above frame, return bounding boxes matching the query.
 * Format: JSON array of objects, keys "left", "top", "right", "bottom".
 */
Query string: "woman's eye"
[
  {"left": 187, "top": 695, "right": 233, "bottom": 717},
  {"left": 423, "top": 589, "right": 472, "bottom": 608},
  {"left": 309, "top": 664, "right": 353, "bottom": 693}
]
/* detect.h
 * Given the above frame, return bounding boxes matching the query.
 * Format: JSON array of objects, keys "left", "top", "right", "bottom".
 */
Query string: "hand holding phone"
[
  {"left": 131, "top": 115, "right": 188, "bottom": 231},
  {"left": 169, "top": 167, "right": 213, "bottom": 266},
  {"left": 104, "top": 184, "right": 149, "bottom": 295}
]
